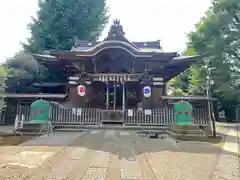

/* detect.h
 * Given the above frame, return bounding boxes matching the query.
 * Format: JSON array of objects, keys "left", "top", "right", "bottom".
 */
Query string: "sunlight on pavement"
[
  {"left": 4, "top": 150, "right": 55, "bottom": 168},
  {"left": 223, "top": 142, "right": 238, "bottom": 154}
]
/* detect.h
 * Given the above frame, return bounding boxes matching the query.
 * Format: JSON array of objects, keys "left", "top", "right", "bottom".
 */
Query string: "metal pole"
[
  {"left": 113, "top": 83, "right": 116, "bottom": 110},
  {"left": 206, "top": 75, "right": 212, "bottom": 127},
  {"left": 122, "top": 82, "right": 125, "bottom": 110},
  {"left": 106, "top": 82, "right": 109, "bottom": 110},
  {"left": 236, "top": 105, "right": 239, "bottom": 121},
  {"left": 206, "top": 66, "right": 216, "bottom": 137},
  {"left": 237, "top": 125, "right": 240, "bottom": 160}
]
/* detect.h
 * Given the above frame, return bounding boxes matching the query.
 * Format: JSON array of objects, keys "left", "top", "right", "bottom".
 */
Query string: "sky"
[{"left": 0, "top": 0, "right": 211, "bottom": 62}]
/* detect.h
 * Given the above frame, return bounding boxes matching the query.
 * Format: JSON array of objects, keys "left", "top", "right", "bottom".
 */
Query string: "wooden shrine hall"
[{"left": 32, "top": 19, "right": 202, "bottom": 111}]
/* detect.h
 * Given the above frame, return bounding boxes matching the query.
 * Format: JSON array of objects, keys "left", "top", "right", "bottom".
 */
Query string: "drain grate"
[{"left": 137, "top": 131, "right": 166, "bottom": 139}]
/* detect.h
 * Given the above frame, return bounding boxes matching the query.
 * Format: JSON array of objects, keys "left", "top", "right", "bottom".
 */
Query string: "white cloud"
[{"left": 0, "top": 0, "right": 211, "bottom": 62}]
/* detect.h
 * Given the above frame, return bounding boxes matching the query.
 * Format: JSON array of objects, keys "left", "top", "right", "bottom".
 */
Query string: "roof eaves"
[
  {"left": 32, "top": 54, "right": 58, "bottom": 61},
  {"left": 171, "top": 55, "right": 200, "bottom": 64}
]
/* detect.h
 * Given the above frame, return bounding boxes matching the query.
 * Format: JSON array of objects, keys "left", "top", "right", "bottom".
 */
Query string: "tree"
[
  {"left": 5, "top": 51, "right": 40, "bottom": 93},
  {"left": 0, "top": 66, "right": 9, "bottom": 93},
  {"left": 0, "top": 66, "right": 11, "bottom": 109},
  {"left": 7, "top": 51, "right": 39, "bottom": 73},
  {"left": 23, "top": 0, "right": 109, "bottom": 53},
  {"left": 177, "top": 0, "right": 240, "bottom": 120},
  {"left": 187, "top": 0, "right": 240, "bottom": 99},
  {"left": 6, "top": 0, "right": 109, "bottom": 93},
  {"left": 168, "top": 71, "right": 190, "bottom": 96},
  {"left": 173, "top": 0, "right": 239, "bottom": 97}
]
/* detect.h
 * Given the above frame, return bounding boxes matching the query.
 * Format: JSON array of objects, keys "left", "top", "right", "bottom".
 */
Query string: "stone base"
[
  {"left": 18, "top": 122, "right": 53, "bottom": 135},
  {"left": 167, "top": 124, "right": 209, "bottom": 141},
  {"left": 169, "top": 124, "right": 204, "bottom": 133}
]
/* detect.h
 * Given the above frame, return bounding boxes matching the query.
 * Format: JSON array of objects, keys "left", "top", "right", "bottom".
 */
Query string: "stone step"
[
  {"left": 169, "top": 129, "right": 205, "bottom": 135},
  {"left": 54, "top": 124, "right": 168, "bottom": 131},
  {"left": 169, "top": 124, "right": 204, "bottom": 130},
  {"left": 23, "top": 122, "right": 52, "bottom": 128},
  {"left": 18, "top": 128, "right": 52, "bottom": 135},
  {"left": 54, "top": 128, "right": 166, "bottom": 133},
  {"left": 18, "top": 122, "right": 53, "bottom": 135},
  {"left": 18, "top": 132, "right": 46, "bottom": 136},
  {"left": 166, "top": 130, "right": 207, "bottom": 138},
  {"left": 19, "top": 128, "right": 49, "bottom": 133}
]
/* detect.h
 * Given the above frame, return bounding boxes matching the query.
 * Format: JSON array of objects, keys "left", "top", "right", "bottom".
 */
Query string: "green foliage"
[
  {"left": 168, "top": 71, "right": 189, "bottom": 96},
  {"left": 170, "top": 0, "right": 240, "bottom": 120},
  {"left": 5, "top": 0, "right": 109, "bottom": 94},
  {"left": 0, "top": 66, "right": 9, "bottom": 93},
  {"left": 190, "top": 0, "right": 240, "bottom": 100},
  {"left": 5, "top": 52, "right": 40, "bottom": 93},
  {"left": 172, "top": 0, "right": 240, "bottom": 96},
  {"left": 23, "top": 0, "right": 109, "bottom": 53},
  {"left": 188, "top": 66, "right": 206, "bottom": 95},
  {"left": 0, "top": 66, "right": 11, "bottom": 109},
  {"left": 6, "top": 51, "right": 39, "bottom": 73}
]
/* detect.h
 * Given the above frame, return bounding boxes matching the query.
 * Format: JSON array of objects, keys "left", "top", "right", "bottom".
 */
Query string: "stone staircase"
[
  {"left": 166, "top": 124, "right": 210, "bottom": 141},
  {"left": 54, "top": 124, "right": 168, "bottom": 132},
  {"left": 53, "top": 123, "right": 214, "bottom": 142}
]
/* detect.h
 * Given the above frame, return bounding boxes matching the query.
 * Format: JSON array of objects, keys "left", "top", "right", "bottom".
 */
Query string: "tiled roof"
[
  {"left": 0, "top": 93, "right": 67, "bottom": 98},
  {"left": 31, "top": 83, "right": 66, "bottom": 87},
  {"left": 132, "top": 41, "right": 161, "bottom": 49},
  {"left": 160, "top": 96, "right": 217, "bottom": 100},
  {"left": 71, "top": 40, "right": 162, "bottom": 52}
]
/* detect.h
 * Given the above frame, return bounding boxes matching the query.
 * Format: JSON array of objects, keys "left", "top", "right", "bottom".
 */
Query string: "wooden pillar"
[
  {"left": 163, "top": 82, "right": 167, "bottom": 95},
  {"left": 152, "top": 86, "right": 163, "bottom": 108}
]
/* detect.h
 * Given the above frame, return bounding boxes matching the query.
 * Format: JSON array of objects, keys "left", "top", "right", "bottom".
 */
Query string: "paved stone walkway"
[
  {"left": 211, "top": 128, "right": 240, "bottom": 180},
  {"left": 20, "top": 132, "right": 81, "bottom": 146},
  {"left": 0, "top": 129, "right": 232, "bottom": 180},
  {"left": 0, "top": 125, "right": 14, "bottom": 134}
]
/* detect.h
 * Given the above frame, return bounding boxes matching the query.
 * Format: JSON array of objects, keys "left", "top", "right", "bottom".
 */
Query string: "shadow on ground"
[{"left": 12, "top": 128, "right": 238, "bottom": 159}]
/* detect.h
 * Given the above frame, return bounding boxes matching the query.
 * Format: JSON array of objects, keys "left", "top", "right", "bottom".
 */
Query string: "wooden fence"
[{"left": 16, "top": 103, "right": 210, "bottom": 126}]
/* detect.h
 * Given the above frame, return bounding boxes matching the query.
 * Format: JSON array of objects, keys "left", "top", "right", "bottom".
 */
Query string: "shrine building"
[{"left": 32, "top": 19, "right": 204, "bottom": 111}]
